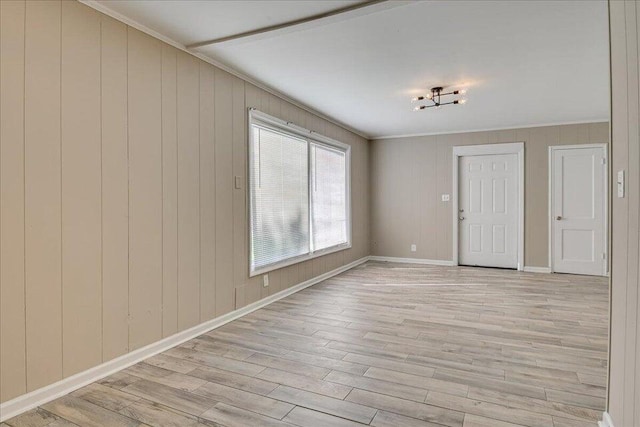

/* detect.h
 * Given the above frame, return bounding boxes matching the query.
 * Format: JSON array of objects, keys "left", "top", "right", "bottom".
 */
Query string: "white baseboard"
[
  {"left": 598, "top": 412, "right": 614, "bottom": 427},
  {"left": 371, "top": 257, "right": 552, "bottom": 273},
  {"left": 0, "top": 256, "right": 369, "bottom": 422},
  {"left": 523, "top": 266, "right": 552, "bottom": 273},
  {"left": 369, "top": 256, "right": 455, "bottom": 266}
]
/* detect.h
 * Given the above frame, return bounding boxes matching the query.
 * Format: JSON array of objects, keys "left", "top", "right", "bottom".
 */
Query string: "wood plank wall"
[
  {"left": 609, "top": 1, "right": 640, "bottom": 425},
  {"left": 0, "top": 0, "right": 370, "bottom": 403}
]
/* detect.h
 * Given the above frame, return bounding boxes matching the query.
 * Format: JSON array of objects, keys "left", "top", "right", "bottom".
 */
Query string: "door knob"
[
  {"left": 556, "top": 216, "right": 562, "bottom": 220},
  {"left": 459, "top": 216, "right": 465, "bottom": 220}
]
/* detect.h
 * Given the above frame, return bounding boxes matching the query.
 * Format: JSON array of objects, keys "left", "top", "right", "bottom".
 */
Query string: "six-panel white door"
[
  {"left": 551, "top": 146, "right": 606, "bottom": 276},
  {"left": 458, "top": 154, "right": 519, "bottom": 269}
]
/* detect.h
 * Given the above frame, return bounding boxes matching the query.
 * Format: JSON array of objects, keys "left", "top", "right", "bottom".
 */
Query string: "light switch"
[
  {"left": 234, "top": 176, "right": 242, "bottom": 190},
  {"left": 441, "top": 194, "right": 450, "bottom": 202},
  {"left": 410, "top": 244, "right": 417, "bottom": 252},
  {"left": 263, "top": 274, "right": 269, "bottom": 288},
  {"left": 617, "top": 170, "right": 625, "bottom": 198}
]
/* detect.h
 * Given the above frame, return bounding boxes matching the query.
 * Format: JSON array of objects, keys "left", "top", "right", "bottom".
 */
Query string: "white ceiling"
[{"left": 95, "top": 0, "right": 609, "bottom": 139}]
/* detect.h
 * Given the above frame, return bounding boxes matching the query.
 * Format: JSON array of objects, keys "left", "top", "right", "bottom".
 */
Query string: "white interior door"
[
  {"left": 458, "top": 153, "right": 519, "bottom": 269},
  {"left": 551, "top": 146, "right": 606, "bottom": 276}
]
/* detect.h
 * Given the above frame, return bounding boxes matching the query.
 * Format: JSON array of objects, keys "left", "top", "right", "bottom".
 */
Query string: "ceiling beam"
[
  {"left": 186, "top": 0, "right": 389, "bottom": 49},
  {"left": 79, "top": 0, "right": 373, "bottom": 139}
]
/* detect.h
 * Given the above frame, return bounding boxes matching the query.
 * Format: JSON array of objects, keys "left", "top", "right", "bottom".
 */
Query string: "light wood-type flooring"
[{"left": 3, "top": 261, "right": 608, "bottom": 427}]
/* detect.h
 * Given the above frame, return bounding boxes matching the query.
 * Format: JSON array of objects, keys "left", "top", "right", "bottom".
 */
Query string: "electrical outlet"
[
  {"left": 411, "top": 244, "right": 417, "bottom": 252},
  {"left": 441, "top": 194, "right": 450, "bottom": 202},
  {"left": 263, "top": 274, "right": 269, "bottom": 287}
]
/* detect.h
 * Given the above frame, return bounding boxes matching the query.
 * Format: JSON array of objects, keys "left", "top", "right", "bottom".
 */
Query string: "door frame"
[
  {"left": 548, "top": 143, "right": 608, "bottom": 275},
  {"left": 452, "top": 142, "right": 525, "bottom": 270}
]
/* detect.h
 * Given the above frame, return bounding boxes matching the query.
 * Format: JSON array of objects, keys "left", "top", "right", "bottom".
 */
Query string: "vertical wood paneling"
[
  {"left": 589, "top": 121, "right": 609, "bottom": 143},
  {"left": 61, "top": 0, "right": 102, "bottom": 376},
  {"left": 199, "top": 62, "right": 216, "bottom": 321},
  {"left": 622, "top": 1, "right": 640, "bottom": 423},
  {"left": 416, "top": 140, "right": 438, "bottom": 260},
  {"left": 127, "top": 28, "right": 163, "bottom": 350},
  {"left": 525, "top": 126, "right": 550, "bottom": 266},
  {"left": 214, "top": 71, "right": 234, "bottom": 316},
  {"left": 176, "top": 52, "right": 201, "bottom": 330},
  {"left": 161, "top": 44, "right": 178, "bottom": 337},
  {"left": 635, "top": 9, "right": 640, "bottom": 424},
  {"left": 608, "top": 2, "right": 629, "bottom": 422},
  {"left": 232, "top": 76, "right": 246, "bottom": 302},
  {"left": 101, "top": 15, "right": 129, "bottom": 361},
  {"left": 559, "top": 124, "right": 579, "bottom": 145},
  {"left": 243, "top": 84, "right": 266, "bottom": 299},
  {"left": 24, "top": 0, "right": 63, "bottom": 391},
  {"left": 363, "top": 136, "right": 371, "bottom": 258},
  {"left": 0, "top": 0, "right": 26, "bottom": 402},
  {"left": 609, "top": 2, "right": 640, "bottom": 425},
  {"left": 1, "top": 3, "right": 370, "bottom": 402},
  {"left": 578, "top": 123, "right": 591, "bottom": 143},
  {"left": 437, "top": 134, "right": 456, "bottom": 261}
]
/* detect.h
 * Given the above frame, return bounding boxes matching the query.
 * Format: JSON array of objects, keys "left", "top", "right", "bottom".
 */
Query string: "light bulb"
[
  {"left": 459, "top": 99, "right": 467, "bottom": 104},
  {"left": 459, "top": 89, "right": 467, "bottom": 94},
  {"left": 413, "top": 105, "right": 425, "bottom": 111},
  {"left": 426, "top": 93, "right": 433, "bottom": 99},
  {"left": 411, "top": 96, "right": 425, "bottom": 102}
]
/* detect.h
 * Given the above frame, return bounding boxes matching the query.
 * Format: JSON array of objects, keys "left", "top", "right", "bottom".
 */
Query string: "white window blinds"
[
  {"left": 250, "top": 126, "right": 309, "bottom": 271},
  {"left": 311, "top": 144, "right": 347, "bottom": 251},
  {"left": 249, "top": 111, "right": 350, "bottom": 275}
]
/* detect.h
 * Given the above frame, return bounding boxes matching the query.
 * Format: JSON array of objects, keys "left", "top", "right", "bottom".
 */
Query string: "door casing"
[
  {"left": 452, "top": 142, "right": 525, "bottom": 271},
  {"left": 548, "top": 143, "right": 608, "bottom": 276}
]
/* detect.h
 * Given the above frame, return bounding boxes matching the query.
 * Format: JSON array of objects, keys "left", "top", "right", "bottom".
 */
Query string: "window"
[{"left": 249, "top": 110, "right": 351, "bottom": 275}]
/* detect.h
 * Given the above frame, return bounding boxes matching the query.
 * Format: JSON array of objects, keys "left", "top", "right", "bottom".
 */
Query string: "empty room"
[{"left": 1, "top": 1, "right": 639, "bottom": 426}]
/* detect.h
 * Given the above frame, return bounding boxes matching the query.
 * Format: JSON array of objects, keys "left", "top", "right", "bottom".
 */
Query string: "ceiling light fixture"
[{"left": 412, "top": 87, "right": 467, "bottom": 110}]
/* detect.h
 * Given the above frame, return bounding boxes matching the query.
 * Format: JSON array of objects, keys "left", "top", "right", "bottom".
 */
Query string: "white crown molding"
[
  {"left": 0, "top": 256, "right": 370, "bottom": 422},
  {"left": 78, "top": 0, "right": 371, "bottom": 141},
  {"left": 369, "top": 256, "right": 455, "bottom": 266},
  {"left": 370, "top": 118, "right": 610, "bottom": 140}
]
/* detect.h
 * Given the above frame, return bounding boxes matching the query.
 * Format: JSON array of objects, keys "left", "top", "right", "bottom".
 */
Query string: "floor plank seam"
[{"left": 4, "top": 263, "right": 607, "bottom": 427}]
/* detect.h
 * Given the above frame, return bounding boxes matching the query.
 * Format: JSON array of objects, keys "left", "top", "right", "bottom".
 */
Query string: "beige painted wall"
[
  {"left": 0, "top": 0, "right": 370, "bottom": 403},
  {"left": 608, "top": 1, "right": 640, "bottom": 425},
  {"left": 370, "top": 122, "right": 609, "bottom": 267}
]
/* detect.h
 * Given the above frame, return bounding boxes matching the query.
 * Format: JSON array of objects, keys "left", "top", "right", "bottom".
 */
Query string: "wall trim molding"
[
  {"left": 0, "top": 256, "right": 370, "bottom": 422},
  {"left": 369, "top": 256, "right": 455, "bottom": 266},
  {"left": 523, "top": 266, "right": 552, "bottom": 273},
  {"left": 598, "top": 412, "right": 614, "bottom": 427}
]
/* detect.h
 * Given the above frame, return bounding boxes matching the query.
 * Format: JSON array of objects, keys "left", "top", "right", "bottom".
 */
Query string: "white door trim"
[
  {"left": 548, "top": 143, "right": 608, "bottom": 275},
  {"left": 452, "top": 142, "right": 525, "bottom": 271}
]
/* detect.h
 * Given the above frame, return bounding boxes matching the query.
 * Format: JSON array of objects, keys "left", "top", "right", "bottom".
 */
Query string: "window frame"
[{"left": 248, "top": 109, "right": 352, "bottom": 277}]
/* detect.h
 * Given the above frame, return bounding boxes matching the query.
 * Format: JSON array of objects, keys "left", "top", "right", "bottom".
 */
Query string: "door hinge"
[
  {"left": 601, "top": 158, "right": 606, "bottom": 165},
  {"left": 602, "top": 252, "right": 606, "bottom": 260}
]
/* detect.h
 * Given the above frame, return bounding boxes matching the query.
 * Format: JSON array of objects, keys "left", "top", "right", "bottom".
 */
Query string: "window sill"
[{"left": 249, "top": 242, "right": 352, "bottom": 277}]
